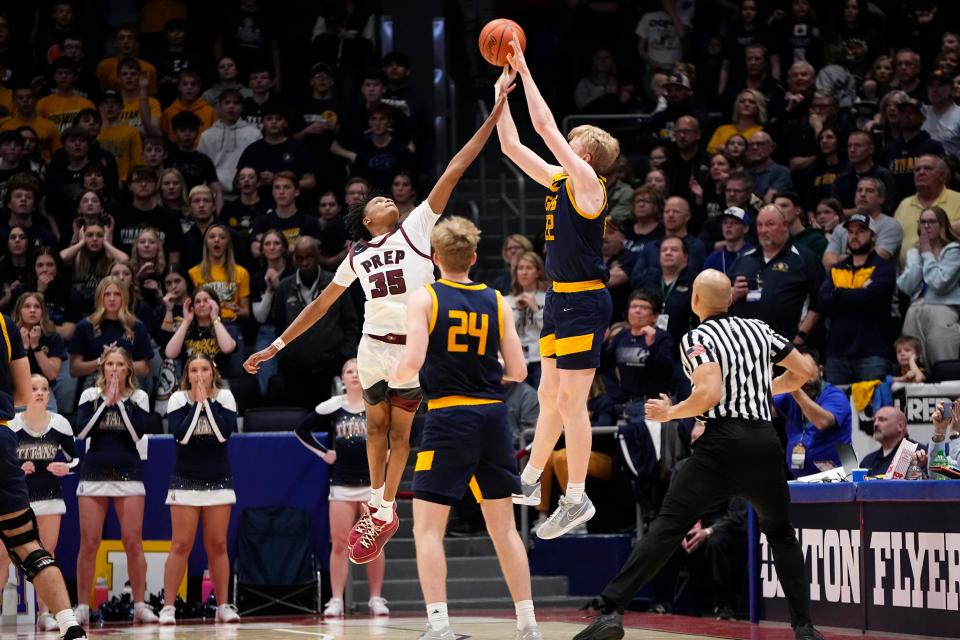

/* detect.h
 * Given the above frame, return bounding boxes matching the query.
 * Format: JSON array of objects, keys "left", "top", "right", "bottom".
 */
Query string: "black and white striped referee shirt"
[{"left": 680, "top": 314, "right": 794, "bottom": 422}]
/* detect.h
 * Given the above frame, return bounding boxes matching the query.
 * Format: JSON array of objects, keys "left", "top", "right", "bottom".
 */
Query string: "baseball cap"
[
  {"left": 665, "top": 72, "right": 691, "bottom": 90},
  {"left": 721, "top": 206, "right": 751, "bottom": 225},
  {"left": 311, "top": 62, "right": 334, "bottom": 77},
  {"left": 896, "top": 97, "right": 923, "bottom": 112},
  {"left": 929, "top": 68, "right": 955, "bottom": 85},
  {"left": 843, "top": 213, "right": 876, "bottom": 233}
]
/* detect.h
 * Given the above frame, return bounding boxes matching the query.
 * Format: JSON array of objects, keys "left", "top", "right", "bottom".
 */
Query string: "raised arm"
[
  {"left": 495, "top": 72, "right": 559, "bottom": 188},
  {"left": 506, "top": 40, "right": 605, "bottom": 208},
  {"left": 771, "top": 348, "right": 818, "bottom": 395},
  {"left": 243, "top": 282, "right": 348, "bottom": 373},
  {"left": 426, "top": 84, "right": 515, "bottom": 214}
]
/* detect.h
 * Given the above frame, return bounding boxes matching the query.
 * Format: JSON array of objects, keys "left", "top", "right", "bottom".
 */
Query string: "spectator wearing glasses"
[
  {"left": 746, "top": 131, "right": 790, "bottom": 203},
  {"left": 894, "top": 154, "right": 960, "bottom": 268}
]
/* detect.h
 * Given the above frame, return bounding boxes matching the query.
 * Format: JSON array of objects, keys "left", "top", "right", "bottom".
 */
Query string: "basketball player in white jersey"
[{"left": 244, "top": 87, "right": 513, "bottom": 563}]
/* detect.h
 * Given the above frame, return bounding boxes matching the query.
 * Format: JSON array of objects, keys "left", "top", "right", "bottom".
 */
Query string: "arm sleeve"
[
  {"left": 116, "top": 390, "right": 151, "bottom": 441},
  {"left": 897, "top": 249, "right": 924, "bottom": 295},
  {"left": 2, "top": 314, "right": 25, "bottom": 360},
  {"left": 876, "top": 220, "right": 903, "bottom": 257},
  {"left": 680, "top": 329, "right": 717, "bottom": 377},
  {"left": 331, "top": 249, "right": 359, "bottom": 287},
  {"left": 51, "top": 415, "right": 81, "bottom": 469},
  {"left": 826, "top": 228, "right": 846, "bottom": 255},
  {"left": 399, "top": 200, "right": 440, "bottom": 255},
  {"left": 204, "top": 390, "right": 238, "bottom": 441},
  {"left": 293, "top": 411, "right": 331, "bottom": 457},
  {"left": 132, "top": 321, "right": 155, "bottom": 360},
  {"left": 165, "top": 391, "right": 197, "bottom": 441},
  {"left": 766, "top": 324, "right": 795, "bottom": 362},
  {"left": 921, "top": 247, "right": 960, "bottom": 294},
  {"left": 75, "top": 388, "right": 106, "bottom": 438},
  {"left": 709, "top": 496, "right": 748, "bottom": 536}
]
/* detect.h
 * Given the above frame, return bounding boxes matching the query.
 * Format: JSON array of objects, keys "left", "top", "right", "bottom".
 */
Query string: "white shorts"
[
  {"left": 77, "top": 481, "right": 145, "bottom": 497},
  {"left": 357, "top": 335, "right": 419, "bottom": 390},
  {"left": 166, "top": 489, "right": 236, "bottom": 507},
  {"left": 329, "top": 485, "right": 370, "bottom": 502},
  {"left": 31, "top": 499, "right": 66, "bottom": 516}
]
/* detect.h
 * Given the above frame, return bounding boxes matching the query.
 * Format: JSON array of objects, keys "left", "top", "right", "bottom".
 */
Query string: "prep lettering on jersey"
[{"left": 359, "top": 249, "right": 406, "bottom": 274}]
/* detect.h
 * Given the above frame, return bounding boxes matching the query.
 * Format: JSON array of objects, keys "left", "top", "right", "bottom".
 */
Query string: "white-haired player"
[{"left": 244, "top": 87, "right": 513, "bottom": 564}]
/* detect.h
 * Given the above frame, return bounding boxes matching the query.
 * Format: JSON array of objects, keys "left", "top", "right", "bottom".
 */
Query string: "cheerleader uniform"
[
  {"left": 75, "top": 388, "right": 151, "bottom": 496},
  {"left": 9, "top": 412, "right": 78, "bottom": 515},
  {"left": 164, "top": 389, "right": 238, "bottom": 506},
  {"left": 294, "top": 396, "right": 370, "bottom": 502}
]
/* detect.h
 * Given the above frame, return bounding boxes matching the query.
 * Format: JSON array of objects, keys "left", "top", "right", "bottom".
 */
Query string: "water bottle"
[
  {"left": 201, "top": 569, "right": 214, "bottom": 604},
  {"left": 931, "top": 450, "right": 950, "bottom": 480},
  {"left": 94, "top": 576, "right": 109, "bottom": 609},
  {"left": 906, "top": 459, "right": 924, "bottom": 480}
]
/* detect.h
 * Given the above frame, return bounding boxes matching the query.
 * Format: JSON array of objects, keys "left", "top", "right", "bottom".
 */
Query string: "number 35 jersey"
[
  {"left": 333, "top": 200, "right": 439, "bottom": 336},
  {"left": 421, "top": 280, "right": 505, "bottom": 404}
]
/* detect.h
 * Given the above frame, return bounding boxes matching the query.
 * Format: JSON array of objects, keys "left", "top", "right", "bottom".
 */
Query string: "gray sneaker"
[
  {"left": 512, "top": 480, "right": 542, "bottom": 506},
  {"left": 418, "top": 625, "right": 455, "bottom": 640},
  {"left": 515, "top": 625, "right": 544, "bottom": 640},
  {"left": 536, "top": 494, "right": 595, "bottom": 540}
]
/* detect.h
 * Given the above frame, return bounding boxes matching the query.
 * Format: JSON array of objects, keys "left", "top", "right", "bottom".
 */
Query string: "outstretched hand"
[
  {"left": 243, "top": 347, "right": 277, "bottom": 375},
  {"left": 490, "top": 78, "right": 515, "bottom": 120},
  {"left": 505, "top": 37, "right": 529, "bottom": 75}
]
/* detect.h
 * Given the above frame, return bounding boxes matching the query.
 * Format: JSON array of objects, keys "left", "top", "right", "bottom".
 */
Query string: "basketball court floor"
[{"left": 0, "top": 610, "right": 910, "bottom": 640}]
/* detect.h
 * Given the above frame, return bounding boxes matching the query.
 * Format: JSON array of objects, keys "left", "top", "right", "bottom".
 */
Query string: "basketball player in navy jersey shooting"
[
  {"left": 392, "top": 216, "right": 542, "bottom": 640},
  {"left": 244, "top": 87, "right": 514, "bottom": 565},
  {"left": 496, "top": 38, "right": 620, "bottom": 537},
  {"left": 0, "top": 313, "right": 87, "bottom": 639}
]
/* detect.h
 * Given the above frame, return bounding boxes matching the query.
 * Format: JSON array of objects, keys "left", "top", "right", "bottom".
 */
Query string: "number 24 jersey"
[{"left": 333, "top": 200, "right": 439, "bottom": 335}]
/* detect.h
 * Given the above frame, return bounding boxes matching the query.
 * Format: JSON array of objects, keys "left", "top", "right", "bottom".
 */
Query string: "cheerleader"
[
  {"left": 74, "top": 346, "right": 156, "bottom": 624},
  {"left": 294, "top": 359, "right": 388, "bottom": 618},
  {"left": 160, "top": 353, "right": 239, "bottom": 625},
  {"left": 0, "top": 375, "right": 78, "bottom": 631}
]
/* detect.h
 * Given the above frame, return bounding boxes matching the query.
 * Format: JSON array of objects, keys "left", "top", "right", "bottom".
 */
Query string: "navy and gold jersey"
[
  {"left": 543, "top": 173, "right": 609, "bottom": 285},
  {"left": 0, "top": 314, "right": 26, "bottom": 423},
  {"left": 420, "top": 280, "right": 505, "bottom": 408}
]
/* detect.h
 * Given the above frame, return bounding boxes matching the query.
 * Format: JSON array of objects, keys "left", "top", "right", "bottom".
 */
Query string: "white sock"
[
  {"left": 521, "top": 464, "right": 543, "bottom": 485},
  {"left": 427, "top": 602, "right": 449, "bottom": 631},
  {"left": 134, "top": 601, "right": 148, "bottom": 611},
  {"left": 374, "top": 499, "right": 394, "bottom": 523},
  {"left": 371, "top": 485, "right": 385, "bottom": 509},
  {"left": 566, "top": 482, "right": 586, "bottom": 504},
  {"left": 76, "top": 604, "right": 89, "bottom": 615},
  {"left": 515, "top": 599, "right": 537, "bottom": 630},
  {"left": 55, "top": 609, "right": 78, "bottom": 635}
]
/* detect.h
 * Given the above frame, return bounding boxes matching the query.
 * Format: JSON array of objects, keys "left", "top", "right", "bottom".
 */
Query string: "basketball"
[{"left": 478, "top": 18, "right": 526, "bottom": 67}]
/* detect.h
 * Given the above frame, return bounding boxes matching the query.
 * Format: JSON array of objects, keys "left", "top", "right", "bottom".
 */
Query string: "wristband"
[{"left": 271, "top": 337, "right": 286, "bottom": 351}]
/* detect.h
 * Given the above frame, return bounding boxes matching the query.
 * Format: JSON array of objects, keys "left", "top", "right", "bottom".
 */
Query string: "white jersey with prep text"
[{"left": 333, "top": 200, "right": 439, "bottom": 336}]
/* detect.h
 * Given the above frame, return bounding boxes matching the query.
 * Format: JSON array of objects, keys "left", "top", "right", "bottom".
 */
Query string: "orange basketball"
[{"left": 478, "top": 18, "right": 526, "bottom": 67}]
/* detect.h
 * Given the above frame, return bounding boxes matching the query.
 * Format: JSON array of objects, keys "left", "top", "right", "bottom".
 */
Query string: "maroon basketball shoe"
[{"left": 349, "top": 512, "right": 400, "bottom": 564}]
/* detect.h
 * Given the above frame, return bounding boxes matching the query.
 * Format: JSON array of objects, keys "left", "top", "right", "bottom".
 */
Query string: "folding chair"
[{"left": 233, "top": 506, "right": 320, "bottom": 616}]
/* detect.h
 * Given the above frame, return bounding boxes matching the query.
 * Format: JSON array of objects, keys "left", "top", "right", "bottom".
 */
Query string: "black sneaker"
[
  {"left": 794, "top": 623, "right": 826, "bottom": 640},
  {"left": 572, "top": 612, "right": 624, "bottom": 640},
  {"left": 63, "top": 625, "right": 88, "bottom": 640},
  {"left": 714, "top": 605, "right": 735, "bottom": 620}
]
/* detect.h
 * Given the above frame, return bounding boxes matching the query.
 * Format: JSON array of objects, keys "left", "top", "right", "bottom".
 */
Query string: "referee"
[
  {"left": 0, "top": 314, "right": 86, "bottom": 639},
  {"left": 574, "top": 270, "right": 824, "bottom": 640}
]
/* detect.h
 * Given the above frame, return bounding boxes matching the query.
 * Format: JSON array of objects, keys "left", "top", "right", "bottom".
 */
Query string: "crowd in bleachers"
[{"left": 4, "top": 0, "right": 960, "bottom": 622}]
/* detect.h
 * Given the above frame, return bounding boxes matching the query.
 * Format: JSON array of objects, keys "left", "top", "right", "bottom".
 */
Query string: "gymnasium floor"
[{"left": 0, "top": 610, "right": 909, "bottom": 640}]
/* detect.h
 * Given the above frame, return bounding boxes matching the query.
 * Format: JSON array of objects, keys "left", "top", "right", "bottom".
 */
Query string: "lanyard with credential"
[{"left": 661, "top": 277, "right": 678, "bottom": 305}]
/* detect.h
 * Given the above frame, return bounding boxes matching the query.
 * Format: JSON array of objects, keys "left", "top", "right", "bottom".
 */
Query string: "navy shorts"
[
  {"left": 0, "top": 426, "right": 30, "bottom": 514},
  {"left": 412, "top": 403, "right": 520, "bottom": 505},
  {"left": 540, "top": 288, "right": 612, "bottom": 370}
]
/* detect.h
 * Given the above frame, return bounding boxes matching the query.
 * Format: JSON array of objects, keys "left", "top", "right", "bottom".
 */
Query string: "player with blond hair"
[
  {"left": 393, "top": 216, "right": 541, "bottom": 640},
  {"left": 496, "top": 38, "right": 620, "bottom": 538}
]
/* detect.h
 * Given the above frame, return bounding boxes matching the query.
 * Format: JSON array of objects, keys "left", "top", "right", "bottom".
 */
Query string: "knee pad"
[
  {"left": 0, "top": 508, "right": 58, "bottom": 581},
  {"left": 389, "top": 387, "right": 422, "bottom": 413}
]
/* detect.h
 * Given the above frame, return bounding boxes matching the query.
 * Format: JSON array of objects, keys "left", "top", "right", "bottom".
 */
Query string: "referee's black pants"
[{"left": 601, "top": 417, "right": 811, "bottom": 627}]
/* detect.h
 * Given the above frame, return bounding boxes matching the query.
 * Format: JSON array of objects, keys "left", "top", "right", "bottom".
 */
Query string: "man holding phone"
[{"left": 858, "top": 407, "right": 921, "bottom": 476}]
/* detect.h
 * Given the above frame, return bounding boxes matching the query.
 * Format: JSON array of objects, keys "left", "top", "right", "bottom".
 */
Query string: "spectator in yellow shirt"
[
  {"left": 162, "top": 70, "right": 216, "bottom": 144},
  {"left": 36, "top": 58, "right": 95, "bottom": 132},
  {"left": 97, "top": 91, "right": 142, "bottom": 184},
  {"left": 115, "top": 59, "right": 162, "bottom": 137},
  {"left": 0, "top": 86, "right": 60, "bottom": 162},
  {"left": 96, "top": 25, "right": 158, "bottom": 95}
]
